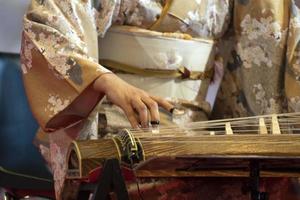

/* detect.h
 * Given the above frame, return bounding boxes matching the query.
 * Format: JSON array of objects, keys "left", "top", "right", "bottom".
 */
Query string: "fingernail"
[
  {"left": 169, "top": 107, "right": 175, "bottom": 114},
  {"left": 150, "top": 121, "right": 160, "bottom": 125}
]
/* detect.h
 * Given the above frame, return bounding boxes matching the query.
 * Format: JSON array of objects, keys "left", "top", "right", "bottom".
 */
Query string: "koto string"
[
  {"left": 133, "top": 135, "right": 300, "bottom": 156},
  {"left": 128, "top": 112, "right": 300, "bottom": 132},
  {"left": 127, "top": 114, "right": 300, "bottom": 134},
  {"left": 119, "top": 127, "right": 300, "bottom": 146},
  {"left": 128, "top": 118, "right": 300, "bottom": 134},
  {"left": 113, "top": 113, "right": 300, "bottom": 147},
  {"left": 129, "top": 124, "right": 300, "bottom": 137},
  {"left": 128, "top": 120, "right": 298, "bottom": 134},
  {"left": 134, "top": 136, "right": 300, "bottom": 156}
]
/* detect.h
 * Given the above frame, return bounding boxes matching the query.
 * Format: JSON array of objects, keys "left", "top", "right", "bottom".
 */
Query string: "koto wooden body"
[
  {"left": 66, "top": 112, "right": 300, "bottom": 180},
  {"left": 67, "top": 135, "right": 300, "bottom": 179},
  {"left": 67, "top": 139, "right": 121, "bottom": 179}
]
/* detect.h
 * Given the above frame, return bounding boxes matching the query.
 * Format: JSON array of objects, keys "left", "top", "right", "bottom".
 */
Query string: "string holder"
[{"left": 77, "top": 159, "right": 129, "bottom": 200}]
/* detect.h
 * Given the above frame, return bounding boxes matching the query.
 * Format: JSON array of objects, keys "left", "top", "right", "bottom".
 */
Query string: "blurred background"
[{"left": 0, "top": 1, "right": 53, "bottom": 199}]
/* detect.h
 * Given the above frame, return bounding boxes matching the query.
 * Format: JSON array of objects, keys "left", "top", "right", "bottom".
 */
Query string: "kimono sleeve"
[
  {"left": 21, "top": 0, "right": 111, "bottom": 131},
  {"left": 285, "top": 1, "right": 300, "bottom": 112}
]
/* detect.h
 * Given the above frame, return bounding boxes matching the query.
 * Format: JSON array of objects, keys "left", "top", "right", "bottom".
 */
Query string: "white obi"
[{"left": 99, "top": 26, "right": 219, "bottom": 107}]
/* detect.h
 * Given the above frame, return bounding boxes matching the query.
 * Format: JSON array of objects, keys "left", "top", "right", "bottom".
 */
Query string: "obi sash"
[{"left": 98, "top": 25, "right": 216, "bottom": 106}]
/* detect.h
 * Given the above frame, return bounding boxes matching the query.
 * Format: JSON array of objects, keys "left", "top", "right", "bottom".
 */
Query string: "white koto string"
[
  {"left": 112, "top": 113, "right": 300, "bottom": 146},
  {"left": 125, "top": 113, "right": 300, "bottom": 137},
  {"left": 113, "top": 113, "right": 300, "bottom": 154},
  {"left": 128, "top": 113, "right": 300, "bottom": 132}
]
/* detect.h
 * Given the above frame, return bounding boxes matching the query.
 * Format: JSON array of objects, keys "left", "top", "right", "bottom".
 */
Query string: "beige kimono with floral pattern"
[
  {"left": 21, "top": 0, "right": 300, "bottom": 199},
  {"left": 214, "top": 0, "right": 300, "bottom": 119}
]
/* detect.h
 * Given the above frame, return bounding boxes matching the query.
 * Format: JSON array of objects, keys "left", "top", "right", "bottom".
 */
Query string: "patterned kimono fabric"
[{"left": 21, "top": 0, "right": 300, "bottom": 199}]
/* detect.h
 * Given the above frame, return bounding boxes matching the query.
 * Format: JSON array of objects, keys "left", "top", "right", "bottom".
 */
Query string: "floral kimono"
[
  {"left": 213, "top": 0, "right": 300, "bottom": 118},
  {"left": 21, "top": 0, "right": 300, "bottom": 199}
]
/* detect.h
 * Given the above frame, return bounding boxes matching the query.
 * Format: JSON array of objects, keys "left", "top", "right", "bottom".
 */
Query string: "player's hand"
[{"left": 94, "top": 73, "right": 174, "bottom": 128}]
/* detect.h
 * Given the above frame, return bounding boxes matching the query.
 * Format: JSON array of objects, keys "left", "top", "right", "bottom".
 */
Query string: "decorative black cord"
[{"left": 130, "top": 157, "right": 144, "bottom": 200}]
